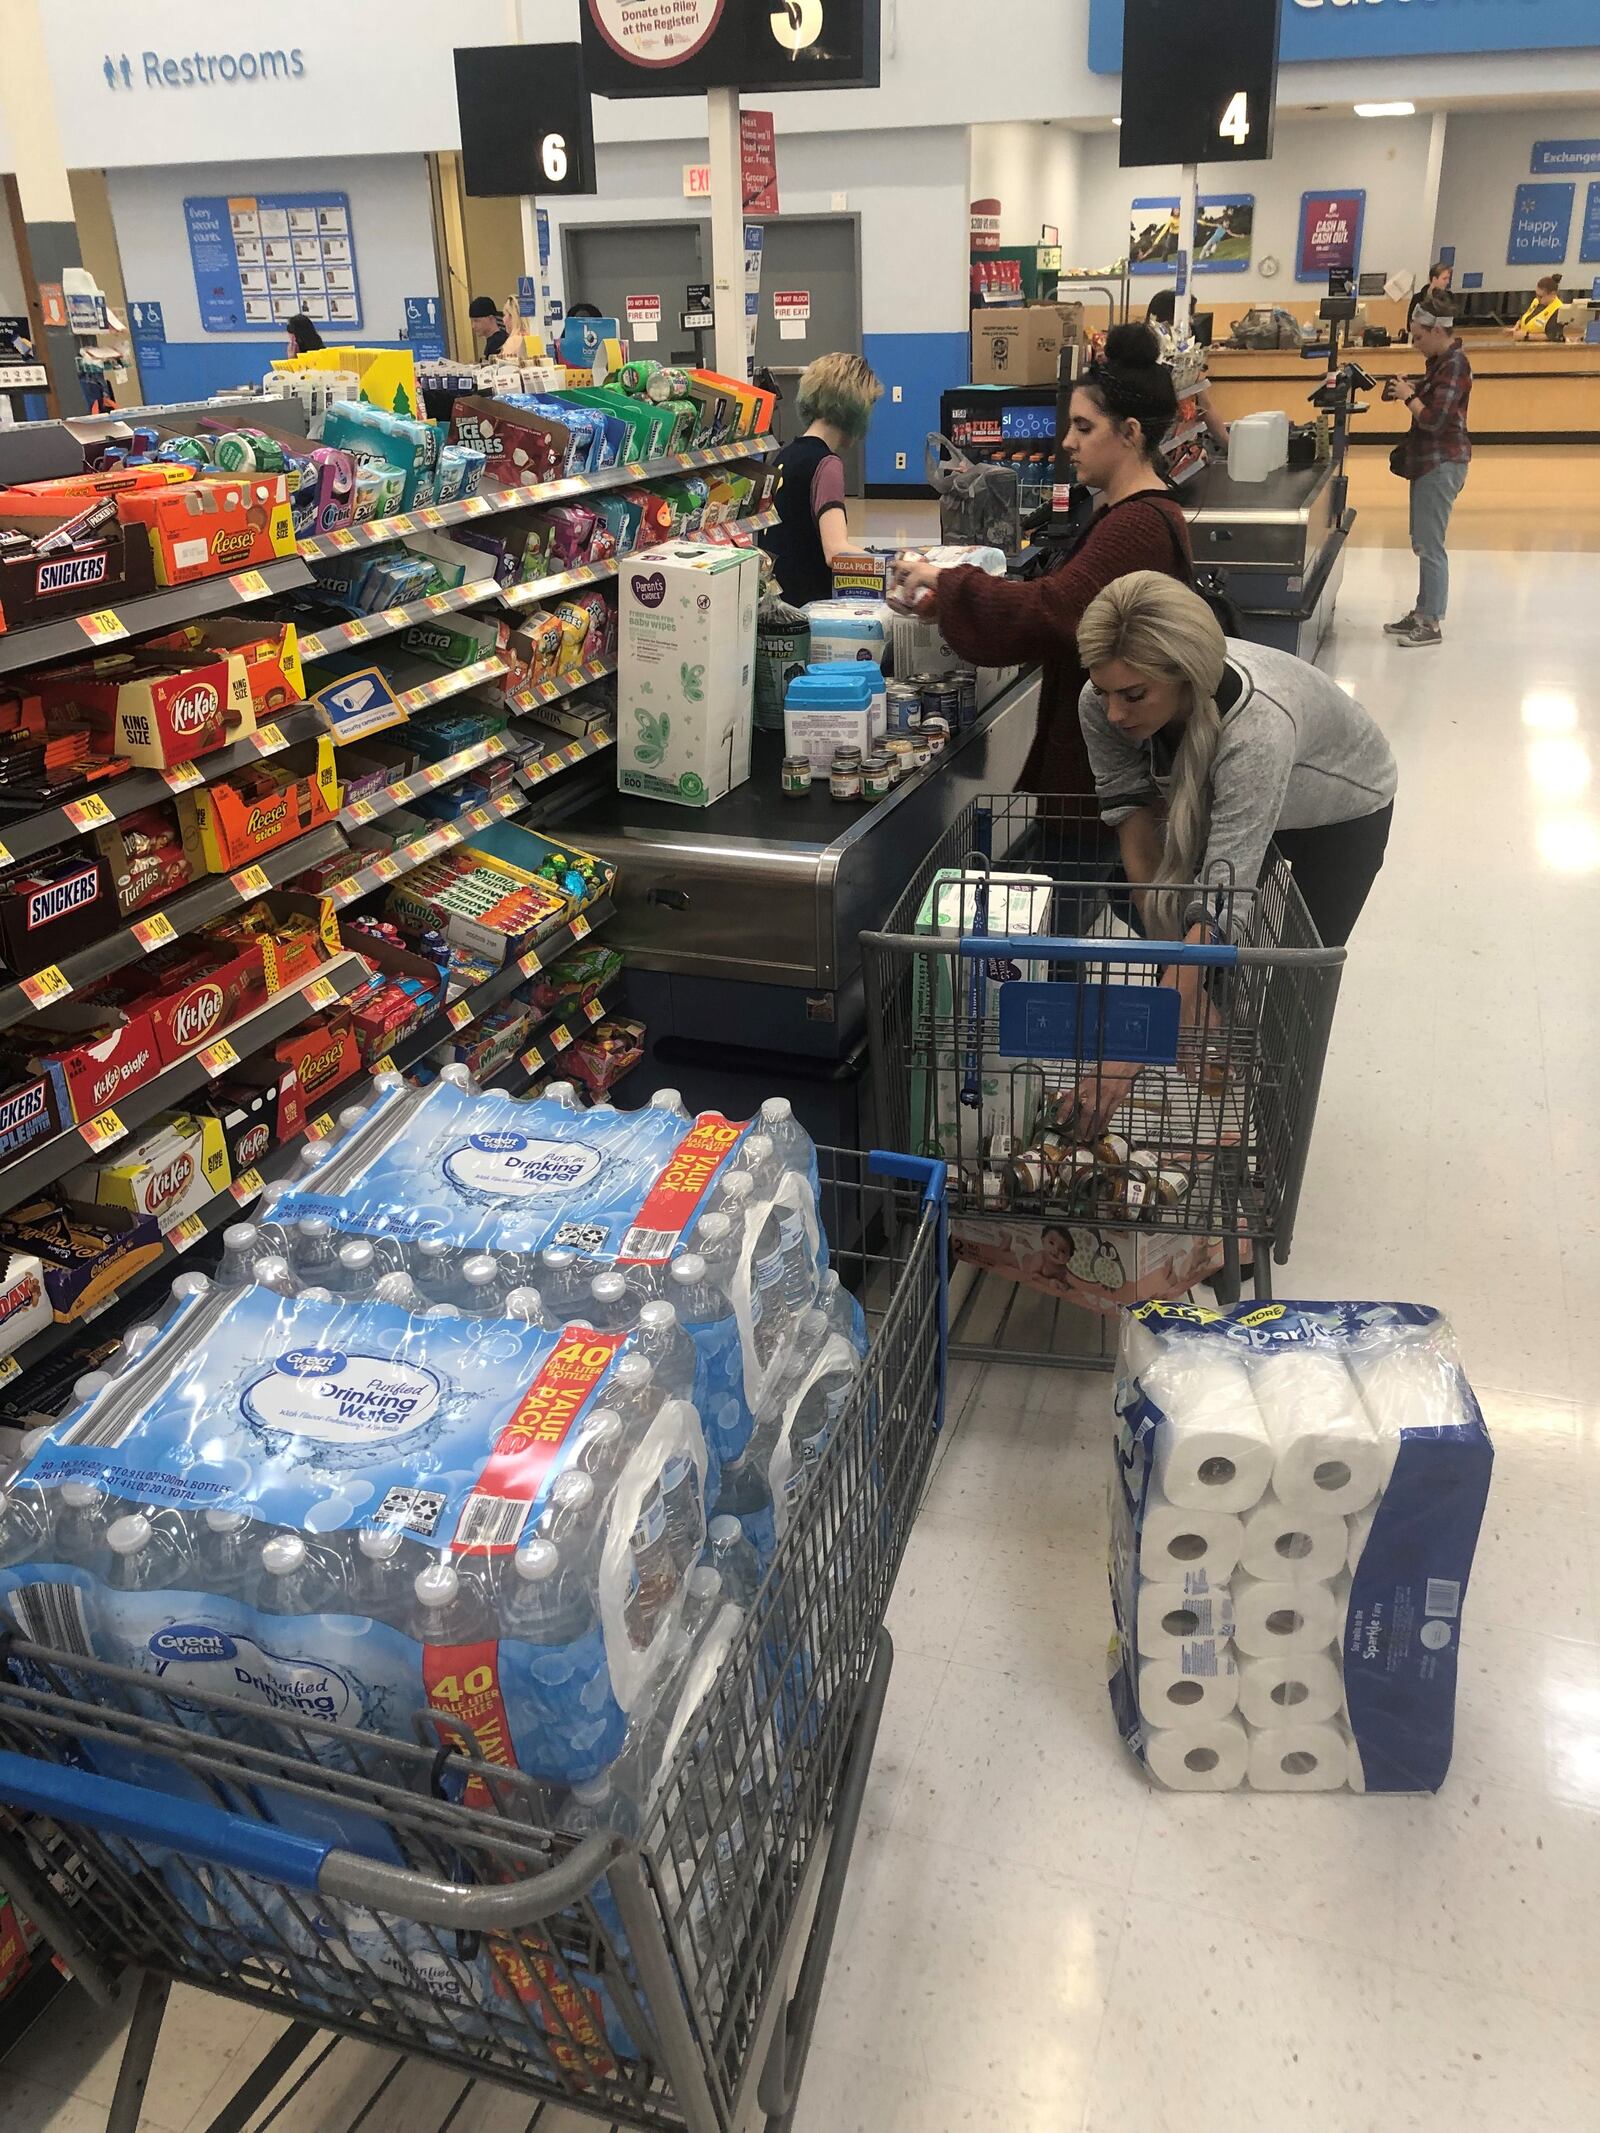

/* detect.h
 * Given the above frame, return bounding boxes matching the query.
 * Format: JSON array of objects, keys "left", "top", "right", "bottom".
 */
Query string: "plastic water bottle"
[
  {"left": 104, "top": 1511, "right": 187, "bottom": 1594},
  {"left": 291, "top": 1218, "right": 339, "bottom": 1281},
  {"left": 707, "top": 1515, "right": 760, "bottom": 1608},
  {"left": 218, "top": 1223, "right": 265, "bottom": 1286},
  {"left": 749, "top": 1199, "right": 791, "bottom": 1367},
  {"left": 438, "top": 1063, "right": 473, "bottom": 1090},
  {"left": 72, "top": 1371, "right": 113, "bottom": 1404},
  {"left": 411, "top": 1560, "right": 494, "bottom": 1647},
  {"left": 689, "top": 1211, "right": 740, "bottom": 1300},
  {"left": 543, "top": 1081, "right": 582, "bottom": 1109},
  {"left": 503, "top": 1285, "right": 546, "bottom": 1326},
  {"left": 348, "top": 1525, "right": 425, "bottom": 1626},
  {"left": 0, "top": 1483, "right": 46, "bottom": 1572},
  {"left": 760, "top": 1096, "right": 814, "bottom": 1180},
  {"left": 498, "top": 1534, "right": 594, "bottom": 1644},
  {"left": 413, "top": 1235, "right": 459, "bottom": 1307},
  {"left": 588, "top": 1272, "right": 635, "bottom": 1333},
  {"left": 713, "top": 1450, "right": 776, "bottom": 1573},
  {"left": 195, "top": 1507, "right": 256, "bottom": 1596},
  {"left": 649, "top": 1087, "right": 691, "bottom": 1125},
  {"left": 255, "top": 1532, "right": 345, "bottom": 1617},
  {"left": 636, "top": 1301, "right": 697, "bottom": 1402},
  {"left": 458, "top": 1255, "right": 505, "bottom": 1316},
  {"left": 784, "top": 1341, "right": 857, "bottom": 1513},
  {"left": 253, "top": 1255, "right": 298, "bottom": 1298},
  {"left": 575, "top": 1408, "right": 630, "bottom": 1486},
  {"left": 538, "top": 1247, "right": 587, "bottom": 1316},
  {"left": 659, "top": 1452, "right": 703, "bottom": 1576},
  {"left": 820, "top": 1268, "right": 861, "bottom": 1348},
  {"left": 609, "top": 1353, "right": 658, "bottom": 1429},
  {"left": 716, "top": 1169, "right": 755, "bottom": 1222},
  {"left": 333, "top": 1239, "right": 378, "bottom": 1296},
  {"left": 563, "top": 1769, "right": 640, "bottom": 1839},
  {"left": 680, "top": 1564, "right": 723, "bottom": 1644},
  {"left": 117, "top": 1324, "right": 163, "bottom": 1371},
  {"left": 53, "top": 1480, "right": 114, "bottom": 1563},
  {"left": 536, "top": 1470, "right": 601, "bottom": 1565}
]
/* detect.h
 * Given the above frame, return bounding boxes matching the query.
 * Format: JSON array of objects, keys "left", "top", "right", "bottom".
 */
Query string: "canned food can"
[
  {"left": 886, "top": 681, "right": 921, "bottom": 734},
  {"left": 979, "top": 1167, "right": 1010, "bottom": 1210},
  {"left": 781, "top": 754, "right": 813, "bottom": 795},
  {"left": 922, "top": 680, "right": 959, "bottom": 728},
  {"left": 957, "top": 668, "right": 979, "bottom": 727}
]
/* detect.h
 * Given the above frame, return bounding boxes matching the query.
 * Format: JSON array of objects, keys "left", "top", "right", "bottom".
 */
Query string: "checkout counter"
[
  {"left": 1179, "top": 455, "right": 1348, "bottom": 661},
  {"left": 564, "top": 669, "right": 1038, "bottom": 1145}
]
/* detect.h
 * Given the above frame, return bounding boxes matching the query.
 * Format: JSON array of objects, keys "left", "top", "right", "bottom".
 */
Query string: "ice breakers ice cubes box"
[
  {"left": 274, "top": 1079, "right": 828, "bottom": 1468},
  {"left": 2, "top": 1281, "right": 710, "bottom": 1790},
  {"left": 1108, "top": 1300, "right": 1493, "bottom": 1794}
]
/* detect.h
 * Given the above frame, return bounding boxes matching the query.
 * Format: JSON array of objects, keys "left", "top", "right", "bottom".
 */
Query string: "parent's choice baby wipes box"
[{"left": 618, "top": 544, "right": 759, "bottom": 807}]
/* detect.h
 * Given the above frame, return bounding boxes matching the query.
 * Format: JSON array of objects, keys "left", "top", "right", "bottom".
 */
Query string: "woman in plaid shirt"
[{"left": 1383, "top": 304, "right": 1471, "bottom": 648}]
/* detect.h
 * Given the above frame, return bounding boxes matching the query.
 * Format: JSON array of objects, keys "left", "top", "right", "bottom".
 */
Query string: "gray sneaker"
[
  {"left": 1396, "top": 617, "right": 1442, "bottom": 648},
  {"left": 1383, "top": 611, "right": 1418, "bottom": 636}
]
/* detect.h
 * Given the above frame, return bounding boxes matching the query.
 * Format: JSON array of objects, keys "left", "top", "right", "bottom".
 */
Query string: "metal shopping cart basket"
[
  {"left": 863, "top": 794, "right": 1346, "bottom": 1367},
  {"left": 0, "top": 1147, "right": 948, "bottom": 2133}
]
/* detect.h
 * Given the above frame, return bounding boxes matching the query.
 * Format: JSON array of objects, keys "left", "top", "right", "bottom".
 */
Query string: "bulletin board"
[{"left": 184, "top": 193, "right": 362, "bottom": 335}]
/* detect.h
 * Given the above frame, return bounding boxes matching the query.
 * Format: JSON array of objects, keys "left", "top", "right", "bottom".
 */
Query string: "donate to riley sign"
[{"left": 1089, "top": 0, "right": 1598, "bottom": 72}]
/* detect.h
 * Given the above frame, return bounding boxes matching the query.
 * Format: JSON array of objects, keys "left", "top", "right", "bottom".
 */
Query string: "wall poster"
[
  {"left": 1131, "top": 197, "right": 1255, "bottom": 275},
  {"left": 1297, "top": 191, "right": 1365, "bottom": 282},
  {"left": 184, "top": 193, "right": 362, "bottom": 334}
]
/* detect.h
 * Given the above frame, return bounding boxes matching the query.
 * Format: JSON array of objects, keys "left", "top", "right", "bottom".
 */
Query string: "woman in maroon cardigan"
[{"left": 892, "top": 324, "right": 1193, "bottom": 793}]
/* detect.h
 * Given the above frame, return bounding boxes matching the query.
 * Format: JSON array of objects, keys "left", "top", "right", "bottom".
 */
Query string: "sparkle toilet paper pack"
[{"left": 1109, "top": 1300, "right": 1493, "bottom": 1794}]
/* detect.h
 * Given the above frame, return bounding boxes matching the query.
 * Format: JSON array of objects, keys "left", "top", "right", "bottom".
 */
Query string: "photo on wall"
[
  {"left": 1194, "top": 195, "right": 1254, "bottom": 272},
  {"left": 1130, "top": 197, "right": 1181, "bottom": 274}
]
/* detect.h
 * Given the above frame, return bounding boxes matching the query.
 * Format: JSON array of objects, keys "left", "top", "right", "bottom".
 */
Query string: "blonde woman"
[
  {"left": 1075, "top": 573, "right": 1396, "bottom": 954},
  {"left": 760, "top": 352, "right": 884, "bottom": 605},
  {"left": 1063, "top": 574, "right": 1396, "bottom": 1129}
]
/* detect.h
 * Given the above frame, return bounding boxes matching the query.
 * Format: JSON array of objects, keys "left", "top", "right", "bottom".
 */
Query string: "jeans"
[{"left": 1409, "top": 459, "right": 1468, "bottom": 621}]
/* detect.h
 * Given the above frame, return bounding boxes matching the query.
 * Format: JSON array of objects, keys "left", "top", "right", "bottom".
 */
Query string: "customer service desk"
[{"left": 1205, "top": 337, "right": 1600, "bottom": 444}]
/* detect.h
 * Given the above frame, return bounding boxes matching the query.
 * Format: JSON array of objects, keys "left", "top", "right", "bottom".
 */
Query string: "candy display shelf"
[
  {"left": 0, "top": 820, "right": 350, "bottom": 1036},
  {"left": 0, "top": 558, "right": 313, "bottom": 680},
  {"left": 294, "top": 577, "right": 502, "bottom": 662},
  {"left": 499, "top": 506, "right": 778, "bottom": 613},
  {"left": 295, "top": 436, "right": 779, "bottom": 560},
  {"left": 505, "top": 659, "right": 615, "bottom": 720},
  {"left": 316, "top": 790, "right": 528, "bottom": 911},
  {"left": 0, "top": 952, "right": 370, "bottom": 1219}
]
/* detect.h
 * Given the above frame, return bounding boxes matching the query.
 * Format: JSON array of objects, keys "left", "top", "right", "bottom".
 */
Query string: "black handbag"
[{"left": 1389, "top": 440, "right": 1413, "bottom": 480}]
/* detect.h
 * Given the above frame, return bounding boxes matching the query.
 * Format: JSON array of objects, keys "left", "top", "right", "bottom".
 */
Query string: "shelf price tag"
[
  {"left": 447, "top": 998, "right": 476, "bottom": 1032},
  {"left": 77, "top": 609, "right": 128, "bottom": 645},
  {"left": 389, "top": 779, "right": 415, "bottom": 803},
  {"left": 424, "top": 591, "right": 452, "bottom": 614},
  {"left": 132, "top": 910, "right": 178, "bottom": 952},
  {"left": 585, "top": 996, "right": 606, "bottom": 1023},
  {"left": 230, "top": 863, "right": 271, "bottom": 898},
  {"left": 63, "top": 791, "right": 116, "bottom": 831},
  {"left": 374, "top": 1053, "right": 398, "bottom": 1075},
  {"left": 494, "top": 792, "right": 521, "bottom": 816},
  {"left": 229, "top": 568, "right": 271, "bottom": 600},
  {"left": 524, "top": 759, "right": 548, "bottom": 784},
  {"left": 20, "top": 965, "right": 72, "bottom": 1009},
  {"left": 0, "top": 1356, "right": 20, "bottom": 1386},
  {"left": 251, "top": 723, "right": 288, "bottom": 755},
  {"left": 79, "top": 1107, "right": 126, "bottom": 1153},
  {"left": 345, "top": 797, "right": 377, "bottom": 824},
  {"left": 161, "top": 761, "right": 205, "bottom": 793},
  {"left": 550, "top": 1023, "right": 572, "bottom": 1050},
  {"left": 464, "top": 806, "right": 491, "bottom": 831},
  {"left": 462, "top": 496, "right": 492, "bottom": 517},
  {"left": 307, "top": 1111, "right": 337, "bottom": 1140},
  {"left": 381, "top": 606, "right": 412, "bottom": 631},
  {"left": 387, "top": 514, "right": 415, "bottom": 536},
  {"left": 516, "top": 946, "right": 543, "bottom": 977},
  {"left": 564, "top": 742, "right": 585, "bottom": 764},
  {"left": 343, "top": 617, "right": 370, "bottom": 643},
  {"left": 418, "top": 506, "right": 446, "bottom": 528},
  {"left": 570, "top": 911, "right": 591, "bottom": 941},
  {"left": 371, "top": 854, "right": 402, "bottom": 882},
  {"left": 0, "top": 839, "right": 10, "bottom": 867},
  {"left": 230, "top": 1167, "right": 265, "bottom": 1202},
  {"left": 302, "top": 973, "right": 339, "bottom": 1009},
  {"left": 197, "top": 1036, "right": 240, "bottom": 1076},
  {"left": 298, "top": 633, "right": 327, "bottom": 660},
  {"left": 167, "top": 1212, "right": 207, "bottom": 1252},
  {"left": 329, "top": 528, "right": 359, "bottom": 551},
  {"left": 422, "top": 764, "right": 448, "bottom": 788}
]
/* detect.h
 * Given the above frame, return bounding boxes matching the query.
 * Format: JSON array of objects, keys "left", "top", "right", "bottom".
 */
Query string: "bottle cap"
[
  {"left": 61, "top": 1480, "right": 106, "bottom": 1510},
  {"left": 222, "top": 1223, "right": 258, "bottom": 1251},
  {"left": 761, "top": 1096, "right": 793, "bottom": 1123},
  {"left": 295, "top": 1216, "right": 333, "bottom": 1241},
  {"left": 549, "top": 1470, "right": 596, "bottom": 1513},
  {"left": 262, "top": 1532, "right": 307, "bottom": 1577},
  {"left": 670, "top": 1255, "right": 706, "bottom": 1286},
  {"left": 569, "top": 1772, "right": 612, "bottom": 1804},
  {"left": 503, "top": 1286, "right": 544, "bottom": 1322},
  {"left": 708, "top": 1515, "right": 743, "bottom": 1545},
  {"left": 649, "top": 1087, "right": 684, "bottom": 1110},
  {"left": 590, "top": 1272, "right": 626, "bottom": 1304},
  {"left": 639, "top": 1300, "right": 677, "bottom": 1332},
  {"left": 416, "top": 1235, "right": 453, "bottom": 1263},
  {"left": 171, "top": 1273, "right": 211, "bottom": 1302},
  {"left": 359, "top": 1525, "right": 405, "bottom": 1561},
  {"left": 461, "top": 1255, "right": 499, "bottom": 1288},
  {"left": 613, "top": 1354, "right": 653, "bottom": 1389},
  {"left": 688, "top": 1565, "right": 721, "bottom": 1602},
  {"left": 696, "top": 1212, "right": 733, "bottom": 1244},
  {"left": 721, "top": 1173, "right": 753, "bottom": 1204},
  {"left": 107, "top": 1512, "right": 153, "bottom": 1555},
  {"left": 512, "top": 1536, "right": 558, "bottom": 1581},
  {"left": 742, "top": 1134, "right": 774, "bottom": 1168},
  {"left": 299, "top": 1287, "right": 335, "bottom": 1304},
  {"left": 339, "top": 1240, "right": 375, "bottom": 1270},
  {"left": 414, "top": 1561, "right": 459, "bottom": 1606},
  {"left": 426, "top": 1304, "right": 463, "bottom": 1319},
  {"left": 205, "top": 1508, "right": 249, "bottom": 1535}
]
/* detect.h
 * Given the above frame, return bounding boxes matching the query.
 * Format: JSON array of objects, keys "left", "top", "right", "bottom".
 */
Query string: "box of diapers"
[{"left": 1108, "top": 1300, "right": 1493, "bottom": 1793}]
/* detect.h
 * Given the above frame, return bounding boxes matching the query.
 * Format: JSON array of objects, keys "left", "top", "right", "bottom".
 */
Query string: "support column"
[
  {"left": 0, "top": 0, "right": 87, "bottom": 415},
  {"left": 1174, "top": 163, "right": 1198, "bottom": 343},
  {"left": 707, "top": 86, "right": 747, "bottom": 378}
]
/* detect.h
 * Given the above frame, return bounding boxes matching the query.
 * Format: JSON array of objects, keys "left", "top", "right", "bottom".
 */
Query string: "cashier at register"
[{"left": 761, "top": 352, "right": 885, "bottom": 606}]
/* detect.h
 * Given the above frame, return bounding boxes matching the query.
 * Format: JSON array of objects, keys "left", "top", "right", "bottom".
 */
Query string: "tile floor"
[{"left": 4, "top": 541, "right": 1598, "bottom": 2129}]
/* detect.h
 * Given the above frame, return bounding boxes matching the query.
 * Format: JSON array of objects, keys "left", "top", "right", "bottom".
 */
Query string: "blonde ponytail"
[{"left": 1077, "top": 572, "right": 1229, "bottom": 935}]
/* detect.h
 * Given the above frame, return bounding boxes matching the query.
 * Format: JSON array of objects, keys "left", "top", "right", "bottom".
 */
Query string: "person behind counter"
[
  {"left": 469, "top": 295, "right": 510, "bottom": 358},
  {"left": 889, "top": 324, "right": 1191, "bottom": 794},
  {"left": 1406, "top": 261, "right": 1453, "bottom": 339},
  {"left": 285, "top": 313, "right": 325, "bottom": 357},
  {"left": 1382, "top": 302, "right": 1472, "bottom": 650},
  {"left": 1064, "top": 570, "right": 1397, "bottom": 1128},
  {"left": 760, "top": 352, "right": 884, "bottom": 607},
  {"left": 1513, "top": 275, "right": 1565, "bottom": 341},
  {"left": 1144, "top": 289, "right": 1228, "bottom": 444}
]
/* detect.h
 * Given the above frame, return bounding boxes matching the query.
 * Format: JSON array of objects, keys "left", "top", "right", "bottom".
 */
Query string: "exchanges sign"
[
  {"left": 1089, "top": 0, "right": 1597, "bottom": 70},
  {"left": 581, "top": 0, "right": 880, "bottom": 97}
]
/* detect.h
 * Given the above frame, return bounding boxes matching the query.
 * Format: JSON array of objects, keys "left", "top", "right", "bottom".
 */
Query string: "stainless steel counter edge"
[{"left": 566, "top": 666, "right": 1041, "bottom": 992}]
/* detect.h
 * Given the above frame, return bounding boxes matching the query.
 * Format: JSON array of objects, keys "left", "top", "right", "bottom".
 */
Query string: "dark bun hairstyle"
[{"left": 1076, "top": 322, "right": 1178, "bottom": 462}]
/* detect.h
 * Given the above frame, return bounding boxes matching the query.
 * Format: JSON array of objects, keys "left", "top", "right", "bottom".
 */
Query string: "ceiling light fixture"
[{"left": 1354, "top": 101, "right": 1415, "bottom": 117}]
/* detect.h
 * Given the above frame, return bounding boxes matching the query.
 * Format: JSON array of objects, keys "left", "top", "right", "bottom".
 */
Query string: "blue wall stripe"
[{"left": 862, "top": 331, "right": 969, "bottom": 489}]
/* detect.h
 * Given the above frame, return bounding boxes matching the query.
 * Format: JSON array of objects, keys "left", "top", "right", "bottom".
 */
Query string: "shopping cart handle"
[
  {"left": 958, "top": 933, "right": 1238, "bottom": 968},
  {"left": 0, "top": 1750, "right": 621, "bottom": 1925},
  {"left": 867, "top": 1151, "right": 947, "bottom": 1209}
]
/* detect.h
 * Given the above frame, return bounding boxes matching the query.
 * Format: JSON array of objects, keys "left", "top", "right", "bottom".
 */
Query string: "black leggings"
[{"left": 1271, "top": 803, "right": 1393, "bottom": 949}]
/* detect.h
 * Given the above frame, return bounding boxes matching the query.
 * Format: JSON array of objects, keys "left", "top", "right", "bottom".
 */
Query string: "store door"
[
  {"left": 562, "top": 221, "right": 711, "bottom": 368},
  {"left": 751, "top": 215, "right": 863, "bottom": 491}
]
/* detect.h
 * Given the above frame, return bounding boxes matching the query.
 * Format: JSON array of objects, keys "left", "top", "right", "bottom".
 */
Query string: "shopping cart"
[
  {"left": 0, "top": 1147, "right": 948, "bottom": 2133},
  {"left": 863, "top": 794, "right": 1346, "bottom": 1367}
]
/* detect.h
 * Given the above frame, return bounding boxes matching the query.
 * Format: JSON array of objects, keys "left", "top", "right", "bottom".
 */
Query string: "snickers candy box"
[
  {"left": 0, "top": 1068, "right": 64, "bottom": 1167},
  {"left": 0, "top": 851, "right": 115, "bottom": 976}
]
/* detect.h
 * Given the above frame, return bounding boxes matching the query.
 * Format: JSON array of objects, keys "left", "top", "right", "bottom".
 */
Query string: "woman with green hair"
[{"left": 760, "top": 351, "right": 884, "bottom": 605}]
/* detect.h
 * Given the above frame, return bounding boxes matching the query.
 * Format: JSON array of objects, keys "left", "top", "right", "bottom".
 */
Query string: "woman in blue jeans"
[{"left": 1383, "top": 305, "right": 1472, "bottom": 648}]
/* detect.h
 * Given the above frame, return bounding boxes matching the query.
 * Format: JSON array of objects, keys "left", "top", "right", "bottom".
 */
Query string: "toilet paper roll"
[
  {"left": 1136, "top": 1578, "right": 1235, "bottom": 1660},
  {"left": 1145, "top": 1714, "right": 1249, "bottom": 1791},
  {"left": 1250, "top": 1348, "right": 1384, "bottom": 1519},
  {"left": 1138, "top": 1493, "right": 1245, "bottom": 1584},
  {"left": 1238, "top": 1487, "right": 1348, "bottom": 1584},
  {"left": 1346, "top": 1504, "right": 1376, "bottom": 1574},
  {"left": 1245, "top": 1719, "right": 1349, "bottom": 1791},
  {"left": 1236, "top": 1648, "right": 1343, "bottom": 1730},
  {"left": 1232, "top": 1572, "right": 1344, "bottom": 1658},
  {"left": 1139, "top": 1653, "right": 1240, "bottom": 1730},
  {"left": 1348, "top": 1339, "right": 1463, "bottom": 1490},
  {"left": 1145, "top": 1350, "right": 1275, "bottom": 1514}
]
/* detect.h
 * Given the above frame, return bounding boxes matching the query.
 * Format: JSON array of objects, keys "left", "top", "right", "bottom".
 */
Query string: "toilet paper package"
[{"left": 1109, "top": 1299, "right": 1493, "bottom": 1793}]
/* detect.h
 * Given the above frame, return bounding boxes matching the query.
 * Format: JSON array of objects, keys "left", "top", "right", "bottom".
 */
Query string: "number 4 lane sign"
[{"left": 1220, "top": 93, "right": 1251, "bottom": 148}]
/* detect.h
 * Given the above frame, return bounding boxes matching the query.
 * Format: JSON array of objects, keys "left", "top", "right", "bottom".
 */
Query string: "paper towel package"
[{"left": 1109, "top": 1300, "right": 1493, "bottom": 1793}]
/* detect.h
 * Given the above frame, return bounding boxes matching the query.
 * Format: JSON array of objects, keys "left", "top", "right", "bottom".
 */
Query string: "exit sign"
[{"left": 683, "top": 164, "right": 713, "bottom": 198}]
